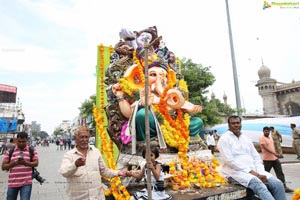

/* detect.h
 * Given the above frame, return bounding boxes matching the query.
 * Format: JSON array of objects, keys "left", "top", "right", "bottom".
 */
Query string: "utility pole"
[{"left": 225, "top": 0, "right": 242, "bottom": 117}]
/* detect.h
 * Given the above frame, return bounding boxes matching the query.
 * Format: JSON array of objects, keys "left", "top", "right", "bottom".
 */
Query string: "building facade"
[{"left": 256, "top": 64, "right": 300, "bottom": 116}]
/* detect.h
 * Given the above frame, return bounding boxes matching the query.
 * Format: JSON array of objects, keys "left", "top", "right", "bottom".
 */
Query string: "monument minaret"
[{"left": 255, "top": 61, "right": 279, "bottom": 115}]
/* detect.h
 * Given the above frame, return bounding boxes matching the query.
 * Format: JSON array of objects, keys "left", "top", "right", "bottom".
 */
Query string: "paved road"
[{"left": 0, "top": 144, "right": 299, "bottom": 199}]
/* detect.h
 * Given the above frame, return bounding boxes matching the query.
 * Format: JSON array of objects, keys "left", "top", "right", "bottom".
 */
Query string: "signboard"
[{"left": 0, "top": 84, "right": 17, "bottom": 103}]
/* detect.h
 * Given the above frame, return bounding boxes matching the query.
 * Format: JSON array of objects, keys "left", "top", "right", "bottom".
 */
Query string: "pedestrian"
[
  {"left": 259, "top": 126, "right": 293, "bottom": 193},
  {"left": 59, "top": 126, "right": 129, "bottom": 200},
  {"left": 213, "top": 129, "right": 220, "bottom": 143},
  {"left": 70, "top": 138, "right": 75, "bottom": 149},
  {"left": 59, "top": 138, "right": 63, "bottom": 150},
  {"left": 6, "top": 138, "right": 15, "bottom": 150},
  {"left": 128, "top": 146, "right": 172, "bottom": 200},
  {"left": 1, "top": 132, "right": 39, "bottom": 200},
  {"left": 217, "top": 115, "right": 286, "bottom": 200},
  {"left": 55, "top": 138, "right": 59, "bottom": 150},
  {"left": 63, "top": 138, "right": 67, "bottom": 150},
  {"left": 0, "top": 139, "right": 4, "bottom": 155},
  {"left": 67, "top": 137, "right": 71, "bottom": 150},
  {"left": 290, "top": 123, "right": 300, "bottom": 160},
  {"left": 270, "top": 126, "right": 283, "bottom": 158},
  {"left": 206, "top": 131, "right": 216, "bottom": 155},
  {"left": 1, "top": 137, "right": 7, "bottom": 154},
  {"left": 31, "top": 139, "right": 36, "bottom": 147}
]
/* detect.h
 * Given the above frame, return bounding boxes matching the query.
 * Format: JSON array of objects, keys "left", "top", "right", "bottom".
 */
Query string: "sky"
[{"left": 1, "top": 0, "right": 300, "bottom": 134}]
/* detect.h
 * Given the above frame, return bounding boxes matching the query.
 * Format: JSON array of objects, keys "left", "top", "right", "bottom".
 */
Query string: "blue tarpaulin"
[{"left": 0, "top": 117, "right": 17, "bottom": 133}]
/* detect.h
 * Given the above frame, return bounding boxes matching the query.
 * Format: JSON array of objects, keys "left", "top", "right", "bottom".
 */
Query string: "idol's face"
[{"left": 148, "top": 66, "right": 167, "bottom": 90}]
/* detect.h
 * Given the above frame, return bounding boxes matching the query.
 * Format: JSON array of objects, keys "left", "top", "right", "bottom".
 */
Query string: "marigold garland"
[
  {"left": 178, "top": 79, "right": 188, "bottom": 97},
  {"left": 153, "top": 66, "right": 190, "bottom": 156},
  {"left": 293, "top": 189, "right": 300, "bottom": 200},
  {"left": 134, "top": 50, "right": 145, "bottom": 84},
  {"left": 168, "top": 156, "right": 227, "bottom": 190},
  {"left": 95, "top": 45, "right": 130, "bottom": 200},
  {"left": 118, "top": 50, "right": 145, "bottom": 96},
  {"left": 150, "top": 66, "right": 228, "bottom": 190}
]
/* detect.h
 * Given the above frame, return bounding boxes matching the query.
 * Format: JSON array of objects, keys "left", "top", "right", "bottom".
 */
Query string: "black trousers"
[
  {"left": 208, "top": 145, "right": 215, "bottom": 155},
  {"left": 263, "top": 159, "right": 286, "bottom": 186}
]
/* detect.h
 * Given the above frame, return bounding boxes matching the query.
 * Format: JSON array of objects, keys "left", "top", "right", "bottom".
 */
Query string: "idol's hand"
[{"left": 112, "top": 83, "right": 124, "bottom": 98}]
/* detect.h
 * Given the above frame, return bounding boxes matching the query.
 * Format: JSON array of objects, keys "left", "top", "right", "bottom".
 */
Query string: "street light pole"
[{"left": 225, "top": 0, "right": 242, "bottom": 117}]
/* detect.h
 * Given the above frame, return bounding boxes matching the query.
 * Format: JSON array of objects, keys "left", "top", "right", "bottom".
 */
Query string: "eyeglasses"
[{"left": 229, "top": 122, "right": 241, "bottom": 125}]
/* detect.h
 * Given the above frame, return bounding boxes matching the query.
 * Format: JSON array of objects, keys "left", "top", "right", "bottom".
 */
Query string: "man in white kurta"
[
  {"left": 217, "top": 115, "right": 286, "bottom": 200},
  {"left": 59, "top": 126, "right": 127, "bottom": 200},
  {"left": 206, "top": 132, "right": 216, "bottom": 154}
]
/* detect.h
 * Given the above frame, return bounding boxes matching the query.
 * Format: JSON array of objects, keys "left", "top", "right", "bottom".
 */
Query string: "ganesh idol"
[{"left": 111, "top": 44, "right": 203, "bottom": 153}]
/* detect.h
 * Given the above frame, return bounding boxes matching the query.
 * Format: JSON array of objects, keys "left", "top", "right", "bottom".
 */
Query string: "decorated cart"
[{"left": 93, "top": 26, "right": 249, "bottom": 199}]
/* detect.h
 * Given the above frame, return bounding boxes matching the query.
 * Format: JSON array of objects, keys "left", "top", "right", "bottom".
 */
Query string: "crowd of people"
[
  {"left": 55, "top": 137, "right": 75, "bottom": 151},
  {"left": 1, "top": 118, "right": 299, "bottom": 199}
]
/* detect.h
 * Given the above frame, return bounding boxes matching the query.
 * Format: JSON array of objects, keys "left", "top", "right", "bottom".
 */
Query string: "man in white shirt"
[
  {"left": 59, "top": 126, "right": 128, "bottom": 200},
  {"left": 206, "top": 131, "right": 216, "bottom": 155},
  {"left": 217, "top": 115, "right": 286, "bottom": 200}
]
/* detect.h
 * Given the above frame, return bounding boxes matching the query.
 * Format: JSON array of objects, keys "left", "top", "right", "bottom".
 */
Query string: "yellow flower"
[{"left": 293, "top": 189, "right": 300, "bottom": 200}]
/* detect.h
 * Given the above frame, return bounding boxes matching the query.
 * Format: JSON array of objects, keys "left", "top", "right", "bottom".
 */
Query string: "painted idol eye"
[{"left": 149, "top": 72, "right": 157, "bottom": 77}]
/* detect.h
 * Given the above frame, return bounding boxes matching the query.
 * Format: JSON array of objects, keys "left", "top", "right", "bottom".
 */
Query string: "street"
[{"left": 0, "top": 143, "right": 299, "bottom": 200}]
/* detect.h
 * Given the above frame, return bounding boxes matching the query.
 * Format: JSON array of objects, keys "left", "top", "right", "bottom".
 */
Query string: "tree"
[
  {"left": 31, "top": 130, "right": 49, "bottom": 139},
  {"left": 39, "top": 131, "right": 49, "bottom": 139},
  {"left": 53, "top": 128, "right": 61, "bottom": 137},
  {"left": 79, "top": 95, "right": 96, "bottom": 128},
  {"left": 180, "top": 58, "right": 234, "bottom": 127},
  {"left": 31, "top": 130, "right": 38, "bottom": 138},
  {"left": 180, "top": 58, "right": 215, "bottom": 101}
]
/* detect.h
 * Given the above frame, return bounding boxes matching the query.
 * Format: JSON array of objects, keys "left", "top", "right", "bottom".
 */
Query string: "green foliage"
[
  {"left": 79, "top": 95, "right": 96, "bottom": 117},
  {"left": 79, "top": 95, "right": 96, "bottom": 129},
  {"left": 31, "top": 130, "right": 38, "bottom": 138},
  {"left": 53, "top": 129, "right": 61, "bottom": 137},
  {"left": 39, "top": 131, "right": 49, "bottom": 139},
  {"left": 180, "top": 58, "right": 215, "bottom": 101},
  {"left": 31, "top": 130, "right": 49, "bottom": 139},
  {"left": 180, "top": 58, "right": 234, "bottom": 127}
]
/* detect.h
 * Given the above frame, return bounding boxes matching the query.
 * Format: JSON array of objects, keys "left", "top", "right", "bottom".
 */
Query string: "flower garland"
[
  {"left": 152, "top": 67, "right": 190, "bottom": 155},
  {"left": 150, "top": 66, "right": 227, "bottom": 189},
  {"left": 293, "top": 189, "right": 300, "bottom": 200},
  {"left": 118, "top": 50, "right": 145, "bottom": 96},
  {"left": 178, "top": 79, "right": 188, "bottom": 97},
  {"left": 95, "top": 45, "right": 130, "bottom": 200},
  {"left": 93, "top": 107, "right": 130, "bottom": 199},
  {"left": 98, "top": 44, "right": 106, "bottom": 155},
  {"left": 168, "top": 156, "right": 227, "bottom": 190},
  {"left": 133, "top": 50, "right": 145, "bottom": 84}
]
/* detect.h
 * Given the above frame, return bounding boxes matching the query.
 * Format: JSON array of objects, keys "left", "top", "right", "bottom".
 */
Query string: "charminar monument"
[{"left": 256, "top": 63, "right": 300, "bottom": 116}]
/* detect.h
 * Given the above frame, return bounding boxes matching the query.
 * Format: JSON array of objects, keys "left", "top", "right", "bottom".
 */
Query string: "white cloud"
[{"left": 1, "top": 45, "right": 64, "bottom": 73}]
